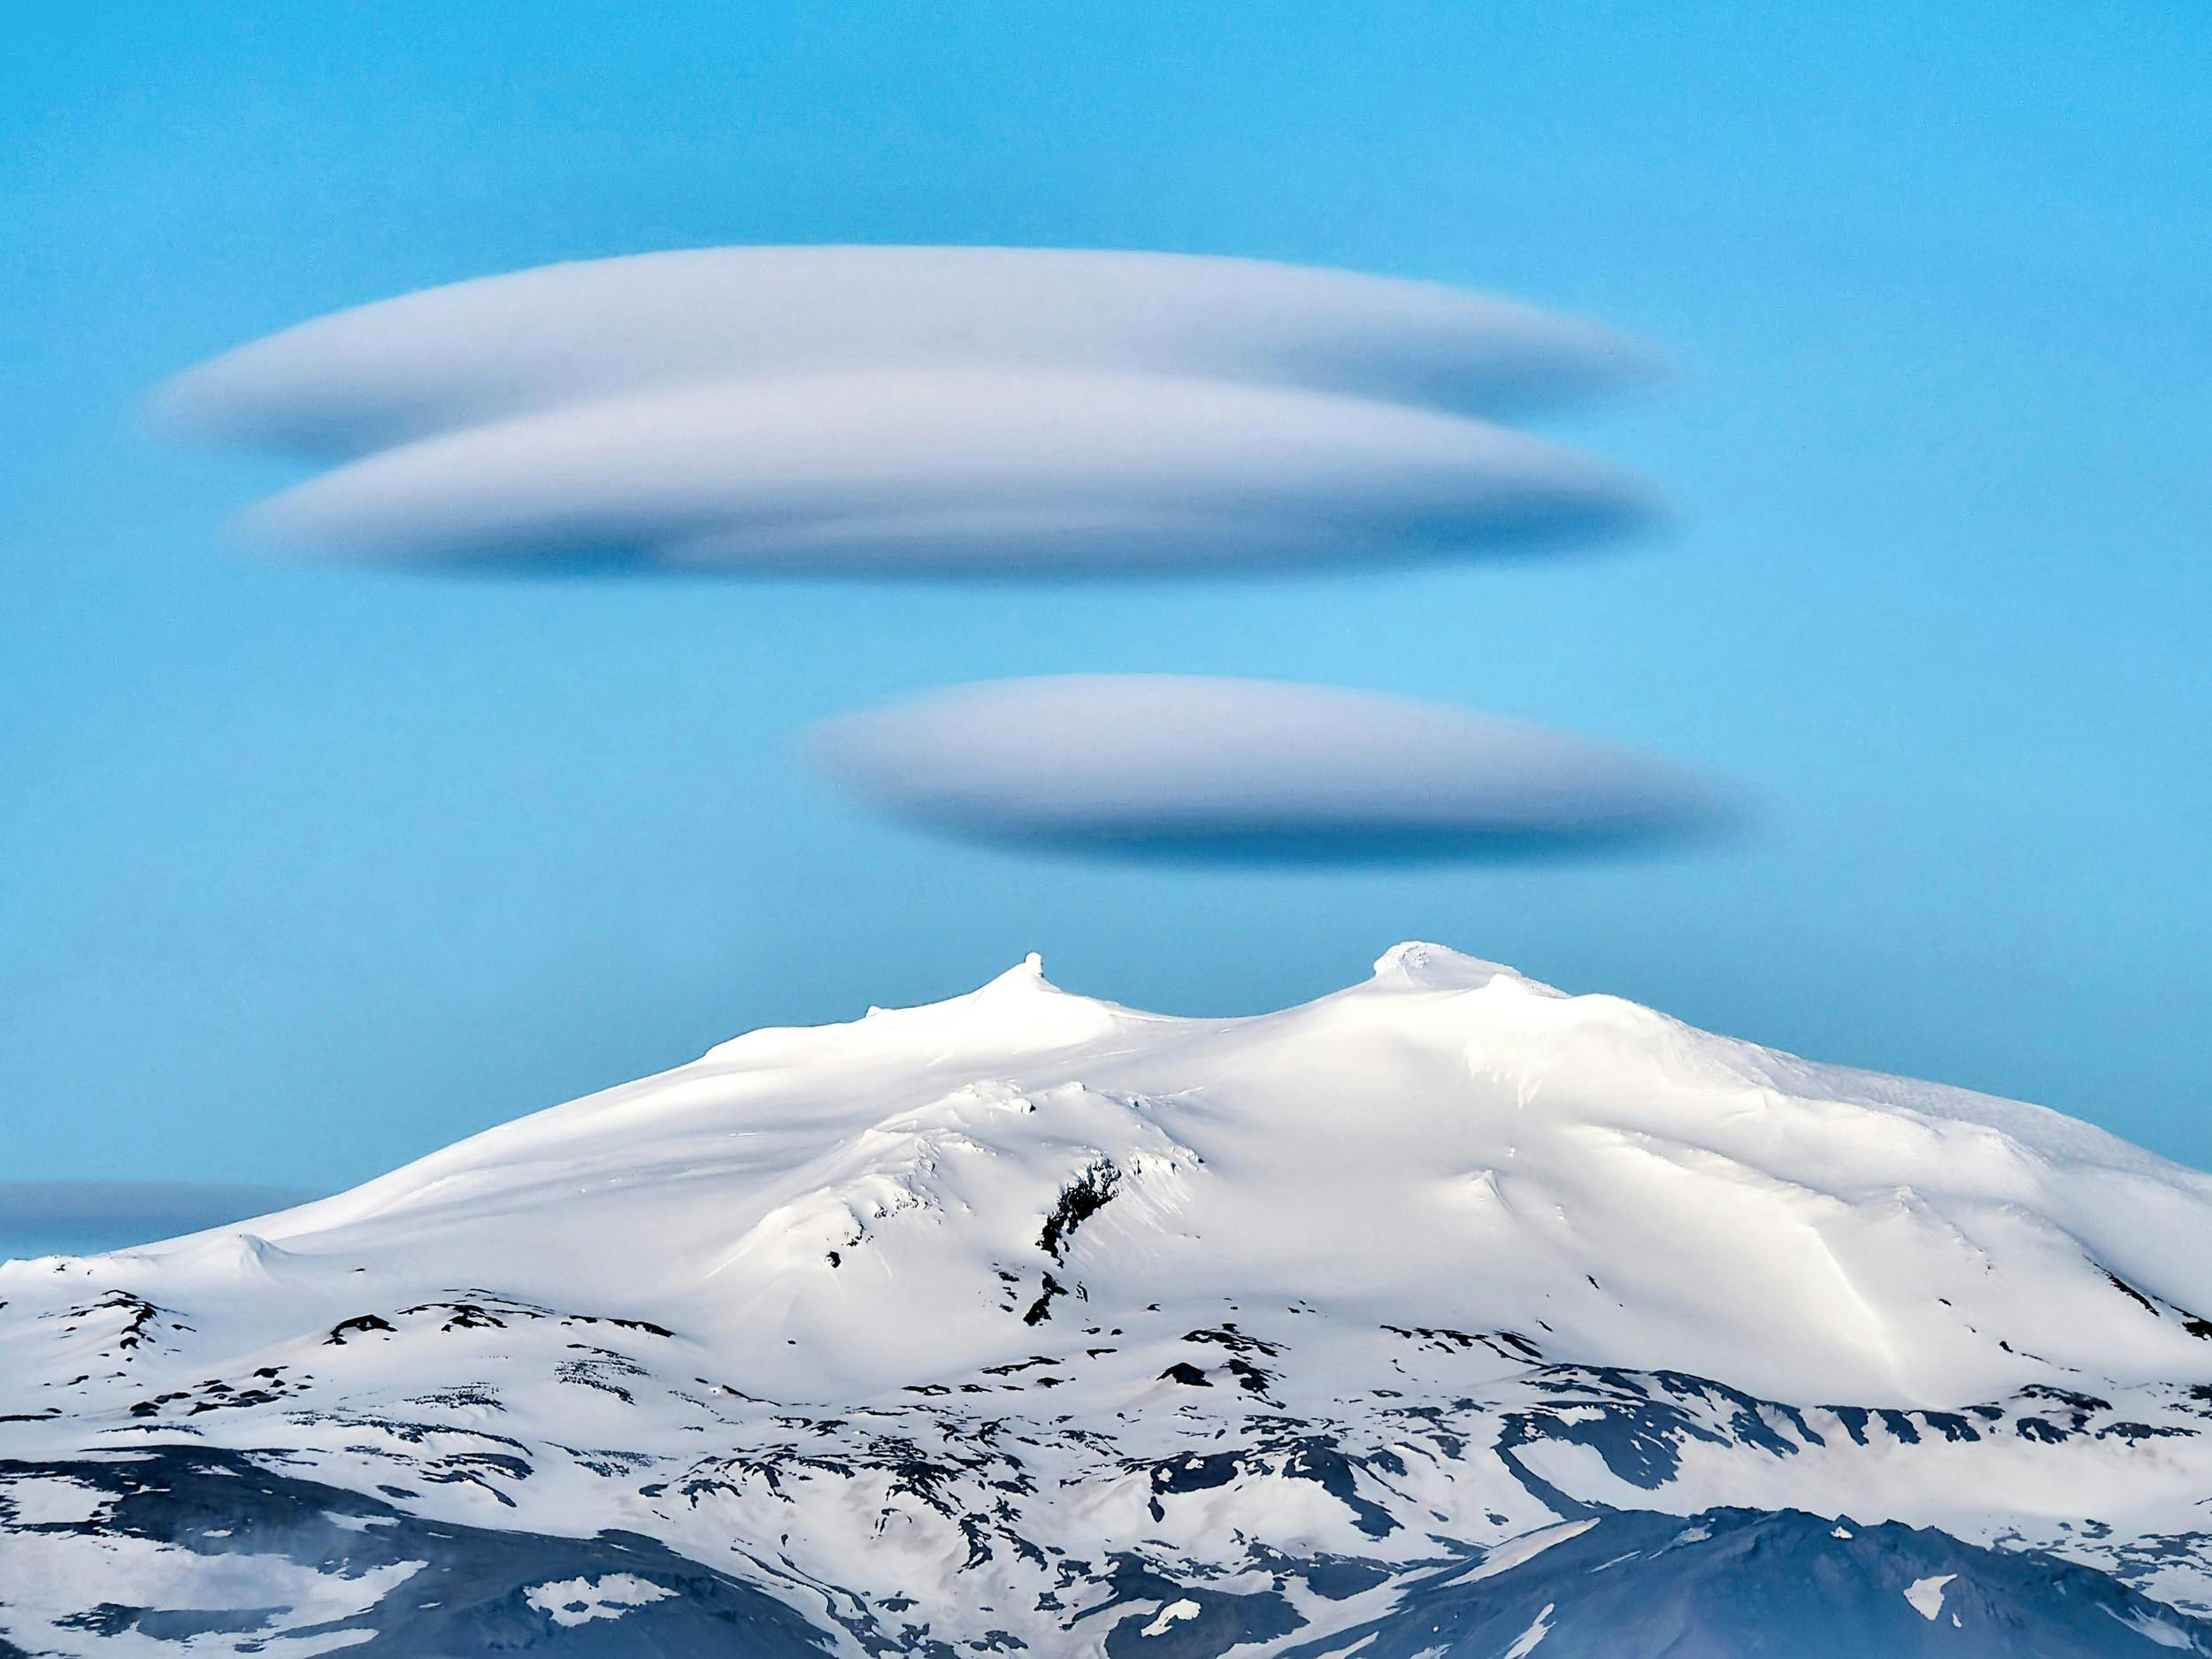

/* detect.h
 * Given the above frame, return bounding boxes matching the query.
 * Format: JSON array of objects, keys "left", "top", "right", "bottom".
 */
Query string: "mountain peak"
[
  {"left": 1367, "top": 940, "right": 1556, "bottom": 995},
  {"left": 980, "top": 949, "right": 1055, "bottom": 993},
  {"left": 833, "top": 947, "right": 1133, "bottom": 1058}
]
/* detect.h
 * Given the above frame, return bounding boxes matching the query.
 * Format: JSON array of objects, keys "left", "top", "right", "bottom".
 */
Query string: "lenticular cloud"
[
  {"left": 153, "top": 246, "right": 1659, "bottom": 574},
  {"left": 803, "top": 675, "right": 1721, "bottom": 860}
]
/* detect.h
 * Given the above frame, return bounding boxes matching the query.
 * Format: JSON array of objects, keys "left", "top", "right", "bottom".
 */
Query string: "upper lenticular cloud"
[
  {"left": 152, "top": 246, "right": 1660, "bottom": 575},
  {"left": 154, "top": 246, "right": 1655, "bottom": 455},
  {"left": 803, "top": 675, "right": 1724, "bottom": 860}
]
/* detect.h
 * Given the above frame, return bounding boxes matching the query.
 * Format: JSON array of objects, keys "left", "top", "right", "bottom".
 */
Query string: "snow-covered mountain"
[{"left": 7, "top": 944, "right": 2212, "bottom": 1655}]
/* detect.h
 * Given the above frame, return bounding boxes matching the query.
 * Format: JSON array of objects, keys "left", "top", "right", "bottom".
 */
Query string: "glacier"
[{"left": 6, "top": 943, "right": 2212, "bottom": 1655}]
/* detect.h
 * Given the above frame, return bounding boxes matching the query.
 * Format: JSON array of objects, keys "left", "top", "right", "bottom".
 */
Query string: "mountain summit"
[{"left": 6, "top": 947, "right": 2212, "bottom": 1655}]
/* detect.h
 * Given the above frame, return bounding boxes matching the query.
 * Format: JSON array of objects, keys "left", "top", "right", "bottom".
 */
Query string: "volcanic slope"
[{"left": 7, "top": 944, "right": 2212, "bottom": 1655}]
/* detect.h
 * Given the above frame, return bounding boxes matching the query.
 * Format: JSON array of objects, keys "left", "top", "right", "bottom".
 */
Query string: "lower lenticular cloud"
[
  {"left": 152, "top": 246, "right": 1661, "bottom": 576},
  {"left": 803, "top": 675, "right": 1725, "bottom": 860}
]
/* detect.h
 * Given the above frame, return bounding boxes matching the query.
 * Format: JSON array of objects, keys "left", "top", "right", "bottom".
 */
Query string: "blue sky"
[{"left": 4, "top": 1, "right": 2208, "bottom": 1221}]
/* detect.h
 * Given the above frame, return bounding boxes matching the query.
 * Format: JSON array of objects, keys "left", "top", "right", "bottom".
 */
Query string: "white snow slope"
[{"left": 8, "top": 943, "right": 2212, "bottom": 1653}]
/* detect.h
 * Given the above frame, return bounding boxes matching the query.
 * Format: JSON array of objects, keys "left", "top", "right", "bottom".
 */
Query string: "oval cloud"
[
  {"left": 803, "top": 675, "right": 1724, "bottom": 860},
  {"left": 153, "top": 245, "right": 1655, "bottom": 459},
  {"left": 240, "top": 369, "right": 1651, "bottom": 572},
  {"left": 152, "top": 246, "right": 1661, "bottom": 576}
]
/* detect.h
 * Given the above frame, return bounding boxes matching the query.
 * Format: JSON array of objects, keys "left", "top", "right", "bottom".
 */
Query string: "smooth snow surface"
[
  {"left": 524, "top": 1574, "right": 674, "bottom": 1627},
  {"left": 35, "top": 940, "right": 2199, "bottom": 1404},
  {"left": 1503, "top": 1602, "right": 1555, "bottom": 1656},
  {"left": 1451, "top": 1521, "right": 1601, "bottom": 1586},
  {"left": 1140, "top": 1598, "right": 1202, "bottom": 1637},
  {"left": 1905, "top": 1573, "right": 1956, "bottom": 1620},
  {"left": 9, "top": 942, "right": 2212, "bottom": 1655}
]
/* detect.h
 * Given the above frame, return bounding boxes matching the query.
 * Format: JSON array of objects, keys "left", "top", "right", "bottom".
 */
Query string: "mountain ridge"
[{"left": 6, "top": 943, "right": 2212, "bottom": 1655}]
